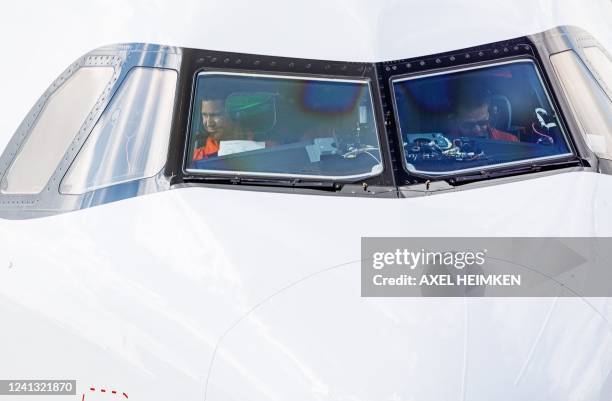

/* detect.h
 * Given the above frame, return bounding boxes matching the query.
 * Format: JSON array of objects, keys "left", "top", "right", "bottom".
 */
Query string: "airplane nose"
[{"left": 204, "top": 263, "right": 612, "bottom": 401}]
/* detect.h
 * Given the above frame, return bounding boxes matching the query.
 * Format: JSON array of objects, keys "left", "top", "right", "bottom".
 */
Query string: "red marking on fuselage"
[{"left": 81, "top": 387, "right": 129, "bottom": 400}]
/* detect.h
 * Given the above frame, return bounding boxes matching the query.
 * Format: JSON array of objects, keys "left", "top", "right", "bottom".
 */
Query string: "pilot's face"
[
  {"left": 457, "top": 103, "right": 491, "bottom": 137},
  {"left": 201, "top": 100, "right": 229, "bottom": 138}
]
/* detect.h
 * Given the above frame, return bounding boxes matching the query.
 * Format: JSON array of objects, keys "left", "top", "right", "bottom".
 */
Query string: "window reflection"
[
  {"left": 186, "top": 73, "right": 382, "bottom": 179},
  {"left": 392, "top": 60, "right": 572, "bottom": 174}
]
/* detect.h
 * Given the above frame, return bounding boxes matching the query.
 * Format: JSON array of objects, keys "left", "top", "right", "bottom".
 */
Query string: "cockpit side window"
[
  {"left": 391, "top": 60, "right": 573, "bottom": 174},
  {"left": 1, "top": 67, "right": 113, "bottom": 194},
  {"left": 551, "top": 50, "right": 612, "bottom": 160},
  {"left": 583, "top": 47, "right": 612, "bottom": 99},
  {"left": 184, "top": 73, "right": 382, "bottom": 180},
  {"left": 60, "top": 67, "right": 177, "bottom": 195}
]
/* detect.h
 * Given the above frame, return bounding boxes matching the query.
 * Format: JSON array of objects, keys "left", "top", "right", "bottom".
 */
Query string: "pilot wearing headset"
[{"left": 192, "top": 98, "right": 247, "bottom": 160}]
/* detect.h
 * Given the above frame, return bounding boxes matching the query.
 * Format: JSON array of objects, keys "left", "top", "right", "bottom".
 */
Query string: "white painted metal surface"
[{"left": 1, "top": 171, "right": 612, "bottom": 399}]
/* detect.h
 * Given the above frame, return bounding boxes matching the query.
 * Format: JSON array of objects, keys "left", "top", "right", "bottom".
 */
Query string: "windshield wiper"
[
  {"left": 182, "top": 175, "right": 342, "bottom": 191},
  {"left": 411, "top": 158, "right": 584, "bottom": 187}
]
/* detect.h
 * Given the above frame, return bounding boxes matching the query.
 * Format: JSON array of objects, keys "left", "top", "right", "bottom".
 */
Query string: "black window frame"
[
  {"left": 166, "top": 48, "right": 397, "bottom": 195},
  {"left": 164, "top": 27, "right": 599, "bottom": 199},
  {"left": 377, "top": 39, "right": 585, "bottom": 186}
]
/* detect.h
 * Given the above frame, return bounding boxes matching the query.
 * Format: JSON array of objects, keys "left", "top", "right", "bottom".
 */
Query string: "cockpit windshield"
[
  {"left": 392, "top": 60, "right": 572, "bottom": 174},
  {"left": 185, "top": 73, "right": 382, "bottom": 180}
]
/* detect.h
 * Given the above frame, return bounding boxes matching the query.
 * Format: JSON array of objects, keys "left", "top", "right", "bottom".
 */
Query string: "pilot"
[
  {"left": 451, "top": 87, "right": 518, "bottom": 142},
  {"left": 192, "top": 98, "right": 251, "bottom": 160}
]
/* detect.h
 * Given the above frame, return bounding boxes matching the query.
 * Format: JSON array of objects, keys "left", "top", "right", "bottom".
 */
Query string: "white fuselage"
[{"left": 1, "top": 171, "right": 612, "bottom": 400}]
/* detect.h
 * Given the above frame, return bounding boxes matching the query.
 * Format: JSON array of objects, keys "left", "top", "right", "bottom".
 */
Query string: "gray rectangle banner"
[
  {"left": 0, "top": 380, "right": 76, "bottom": 396},
  {"left": 361, "top": 237, "right": 612, "bottom": 297}
]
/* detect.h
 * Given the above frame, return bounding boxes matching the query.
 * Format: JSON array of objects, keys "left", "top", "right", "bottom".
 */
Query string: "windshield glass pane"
[
  {"left": 185, "top": 73, "right": 382, "bottom": 180},
  {"left": 392, "top": 60, "right": 572, "bottom": 174}
]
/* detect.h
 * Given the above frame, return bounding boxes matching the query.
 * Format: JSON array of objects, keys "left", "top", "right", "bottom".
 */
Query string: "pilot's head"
[
  {"left": 453, "top": 86, "right": 492, "bottom": 138},
  {"left": 201, "top": 99, "right": 231, "bottom": 139}
]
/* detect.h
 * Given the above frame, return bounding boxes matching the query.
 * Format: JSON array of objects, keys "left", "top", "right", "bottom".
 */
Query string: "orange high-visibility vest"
[
  {"left": 193, "top": 137, "right": 220, "bottom": 160},
  {"left": 490, "top": 128, "right": 519, "bottom": 142}
]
